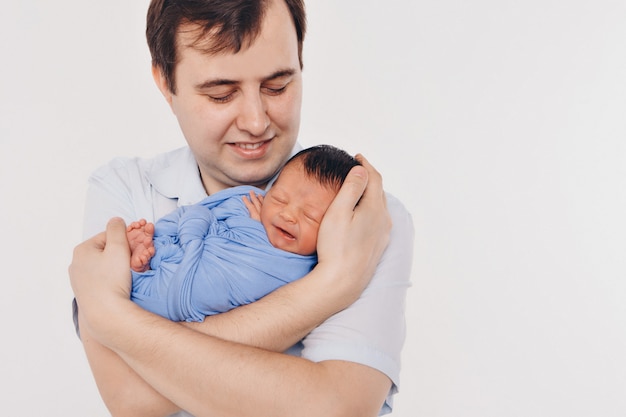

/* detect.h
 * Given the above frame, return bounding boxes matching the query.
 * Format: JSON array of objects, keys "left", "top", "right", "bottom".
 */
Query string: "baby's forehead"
[
  {"left": 271, "top": 161, "right": 304, "bottom": 185},
  {"left": 273, "top": 165, "right": 330, "bottom": 191}
]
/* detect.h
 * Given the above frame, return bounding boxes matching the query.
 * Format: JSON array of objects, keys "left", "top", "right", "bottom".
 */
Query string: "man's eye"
[
  {"left": 204, "top": 87, "right": 238, "bottom": 103},
  {"left": 263, "top": 84, "right": 288, "bottom": 96},
  {"left": 208, "top": 93, "right": 234, "bottom": 103}
]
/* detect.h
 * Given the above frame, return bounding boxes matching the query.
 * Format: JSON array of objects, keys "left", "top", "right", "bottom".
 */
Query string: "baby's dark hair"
[{"left": 285, "top": 145, "right": 361, "bottom": 192}]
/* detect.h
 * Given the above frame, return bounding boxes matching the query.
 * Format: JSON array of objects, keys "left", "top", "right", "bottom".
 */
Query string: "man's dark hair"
[
  {"left": 146, "top": 0, "right": 306, "bottom": 94},
  {"left": 286, "top": 145, "right": 361, "bottom": 192}
]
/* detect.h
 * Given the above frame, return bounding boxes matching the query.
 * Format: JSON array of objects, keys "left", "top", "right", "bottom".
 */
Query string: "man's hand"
[
  {"left": 69, "top": 217, "right": 133, "bottom": 335},
  {"left": 315, "top": 154, "right": 392, "bottom": 302}
]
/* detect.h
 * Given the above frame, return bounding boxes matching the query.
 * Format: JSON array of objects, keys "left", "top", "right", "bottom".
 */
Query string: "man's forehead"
[{"left": 176, "top": 22, "right": 248, "bottom": 55}]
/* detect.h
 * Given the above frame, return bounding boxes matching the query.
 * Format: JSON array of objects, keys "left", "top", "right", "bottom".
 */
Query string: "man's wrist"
[{"left": 77, "top": 295, "right": 135, "bottom": 347}]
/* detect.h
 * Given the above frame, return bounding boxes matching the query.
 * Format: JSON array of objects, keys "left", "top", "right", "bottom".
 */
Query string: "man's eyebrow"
[
  {"left": 194, "top": 78, "right": 237, "bottom": 90},
  {"left": 261, "top": 68, "right": 296, "bottom": 83}
]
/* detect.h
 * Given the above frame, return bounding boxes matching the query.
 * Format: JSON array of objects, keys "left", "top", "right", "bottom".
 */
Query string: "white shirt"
[{"left": 83, "top": 146, "right": 414, "bottom": 415}]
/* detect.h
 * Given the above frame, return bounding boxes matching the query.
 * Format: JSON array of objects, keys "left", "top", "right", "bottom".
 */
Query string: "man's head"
[
  {"left": 261, "top": 145, "right": 361, "bottom": 255},
  {"left": 147, "top": 0, "right": 306, "bottom": 95},
  {"left": 146, "top": 0, "right": 308, "bottom": 195}
]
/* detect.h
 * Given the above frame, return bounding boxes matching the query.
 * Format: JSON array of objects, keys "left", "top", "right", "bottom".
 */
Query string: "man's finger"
[
  {"left": 327, "top": 164, "right": 369, "bottom": 215},
  {"left": 355, "top": 154, "right": 386, "bottom": 207},
  {"left": 104, "top": 217, "right": 131, "bottom": 254}
]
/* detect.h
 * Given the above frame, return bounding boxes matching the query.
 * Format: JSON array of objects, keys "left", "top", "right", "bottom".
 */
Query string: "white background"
[{"left": 1, "top": 1, "right": 625, "bottom": 416}]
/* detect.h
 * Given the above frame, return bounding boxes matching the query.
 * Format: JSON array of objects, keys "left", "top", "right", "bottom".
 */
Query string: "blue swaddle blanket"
[{"left": 131, "top": 185, "right": 317, "bottom": 322}]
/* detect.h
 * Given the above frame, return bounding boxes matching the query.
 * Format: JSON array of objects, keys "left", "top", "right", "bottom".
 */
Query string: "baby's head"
[{"left": 261, "top": 145, "right": 361, "bottom": 255}]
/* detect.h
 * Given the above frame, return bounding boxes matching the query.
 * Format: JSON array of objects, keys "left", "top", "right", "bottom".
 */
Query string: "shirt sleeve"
[
  {"left": 83, "top": 158, "right": 138, "bottom": 239},
  {"left": 299, "top": 193, "right": 414, "bottom": 415}
]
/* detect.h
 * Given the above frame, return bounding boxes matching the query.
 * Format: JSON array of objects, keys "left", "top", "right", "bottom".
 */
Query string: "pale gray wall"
[{"left": 1, "top": 1, "right": 625, "bottom": 416}]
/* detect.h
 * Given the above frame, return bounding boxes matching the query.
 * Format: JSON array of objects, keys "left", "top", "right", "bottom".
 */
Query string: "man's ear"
[{"left": 152, "top": 65, "right": 174, "bottom": 107}]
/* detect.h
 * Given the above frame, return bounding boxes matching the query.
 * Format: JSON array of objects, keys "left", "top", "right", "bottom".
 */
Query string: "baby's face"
[{"left": 261, "top": 165, "right": 336, "bottom": 255}]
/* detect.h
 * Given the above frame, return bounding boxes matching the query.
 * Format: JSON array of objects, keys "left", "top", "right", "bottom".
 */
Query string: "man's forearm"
[
  {"left": 79, "top": 315, "right": 180, "bottom": 417},
  {"left": 86, "top": 299, "right": 389, "bottom": 417},
  {"left": 181, "top": 264, "right": 359, "bottom": 351},
  {"left": 78, "top": 264, "right": 363, "bottom": 416}
]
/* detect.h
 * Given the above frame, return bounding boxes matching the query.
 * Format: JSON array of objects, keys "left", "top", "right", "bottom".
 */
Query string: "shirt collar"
[
  {"left": 146, "top": 146, "right": 208, "bottom": 207},
  {"left": 145, "top": 143, "right": 304, "bottom": 205}
]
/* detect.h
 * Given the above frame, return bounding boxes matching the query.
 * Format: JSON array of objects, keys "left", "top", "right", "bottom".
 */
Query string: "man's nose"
[{"left": 236, "top": 92, "right": 270, "bottom": 137}]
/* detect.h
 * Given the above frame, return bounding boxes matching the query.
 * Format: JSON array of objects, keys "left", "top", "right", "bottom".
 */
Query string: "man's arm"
[
  {"left": 78, "top": 269, "right": 391, "bottom": 417},
  {"left": 72, "top": 159, "right": 394, "bottom": 416},
  {"left": 77, "top": 257, "right": 377, "bottom": 417}
]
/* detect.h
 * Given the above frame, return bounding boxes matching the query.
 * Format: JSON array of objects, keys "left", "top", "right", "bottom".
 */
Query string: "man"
[{"left": 70, "top": 0, "right": 414, "bottom": 416}]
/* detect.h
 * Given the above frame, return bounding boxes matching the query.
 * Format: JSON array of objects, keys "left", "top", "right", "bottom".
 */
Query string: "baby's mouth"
[{"left": 277, "top": 227, "right": 295, "bottom": 240}]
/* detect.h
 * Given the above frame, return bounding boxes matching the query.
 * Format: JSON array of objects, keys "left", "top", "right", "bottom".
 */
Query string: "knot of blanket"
[{"left": 177, "top": 204, "right": 215, "bottom": 245}]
